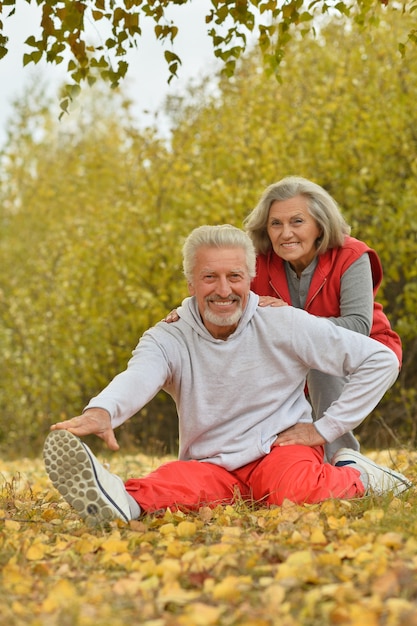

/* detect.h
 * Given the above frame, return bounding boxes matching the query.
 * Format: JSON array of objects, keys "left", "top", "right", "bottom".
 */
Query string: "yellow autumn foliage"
[{"left": 0, "top": 450, "right": 416, "bottom": 625}]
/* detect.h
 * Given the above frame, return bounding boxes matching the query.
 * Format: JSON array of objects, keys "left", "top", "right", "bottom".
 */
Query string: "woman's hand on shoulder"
[
  {"left": 163, "top": 309, "right": 180, "bottom": 323},
  {"left": 258, "top": 296, "right": 288, "bottom": 308}
]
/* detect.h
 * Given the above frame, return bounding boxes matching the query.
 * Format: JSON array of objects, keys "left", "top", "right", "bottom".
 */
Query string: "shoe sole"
[
  {"left": 335, "top": 449, "right": 412, "bottom": 495},
  {"left": 43, "top": 430, "right": 127, "bottom": 524}
]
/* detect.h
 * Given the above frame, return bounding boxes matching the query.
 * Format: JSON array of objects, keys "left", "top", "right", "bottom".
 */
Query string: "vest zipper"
[
  {"left": 305, "top": 278, "right": 327, "bottom": 310},
  {"left": 269, "top": 280, "right": 284, "bottom": 300}
]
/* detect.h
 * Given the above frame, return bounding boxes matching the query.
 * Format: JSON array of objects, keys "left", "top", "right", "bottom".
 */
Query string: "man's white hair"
[{"left": 182, "top": 224, "right": 257, "bottom": 283}]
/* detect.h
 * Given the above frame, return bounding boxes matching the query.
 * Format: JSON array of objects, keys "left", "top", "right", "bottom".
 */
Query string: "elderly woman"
[{"left": 243, "top": 175, "right": 402, "bottom": 460}]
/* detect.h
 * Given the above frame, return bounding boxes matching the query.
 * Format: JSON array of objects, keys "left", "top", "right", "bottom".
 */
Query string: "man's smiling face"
[{"left": 187, "top": 245, "right": 251, "bottom": 340}]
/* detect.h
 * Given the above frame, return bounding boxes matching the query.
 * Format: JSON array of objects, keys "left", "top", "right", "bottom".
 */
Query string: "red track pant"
[{"left": 125, "top": 445, "right": 365, "bottom": 513}]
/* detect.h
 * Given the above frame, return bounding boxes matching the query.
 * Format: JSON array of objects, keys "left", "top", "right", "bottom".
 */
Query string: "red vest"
[{"left": 251, "top": 236, "right": 402, "bottom": 365}]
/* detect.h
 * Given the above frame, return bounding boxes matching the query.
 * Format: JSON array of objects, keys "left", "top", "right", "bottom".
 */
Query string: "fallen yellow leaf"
[
  {"left": 42, "top": 579, "right": 78, "bottom": 613},
  {"left": 113, "top": 573, "right": 144, "bottom": 595},
  {"left": 74, "top": 535, "right": 100, "bottom": 554},
  {"left": 159, "top": 522, "right": 176, "bottom": 535},
  {"left": 101, "top": 537, "right": 129, "bottom": 553},
  {"left": 310, "top": 527, "right": 327, "bottom": 544},
  {"left": 178, "top": 601, "right": 223, "bottom": 626},
  {"left": 26, "top": 541, "right": 49, "bottom": 561},
  {"left": 4, "top": 519, "right": 20, "bottom": 531},
  {"left": 377, "top": 532, "right": 403, "bottom": 549},
  {"left": 262, "top": 582, "right": 286, "bottom": 610},
  {"left": 2, "top": 558, "right": 32, "bottom": 594},
  {"left": 212, "top": 575, "right": 242, "bottom": 601},
  {"left": 176, "top": 520, "right": 197, "bottom": 537}
]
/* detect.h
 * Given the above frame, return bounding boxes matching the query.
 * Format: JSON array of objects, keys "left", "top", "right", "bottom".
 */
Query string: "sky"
[{"left": 0, "top": 0, "right": 221, "bottom": 147}]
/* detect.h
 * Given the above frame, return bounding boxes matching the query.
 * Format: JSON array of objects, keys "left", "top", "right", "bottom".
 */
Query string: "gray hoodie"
[{"left": 85, "top": 292, "right": 398, "bottom": 471}]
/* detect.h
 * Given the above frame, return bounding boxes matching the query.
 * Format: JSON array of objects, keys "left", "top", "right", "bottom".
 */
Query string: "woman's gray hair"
[
  {"left": 182, "top": 224, "right": 257, "bottom": 283},
  {"left": 243, "top": 176, "right": 351, "bottom": 255}
]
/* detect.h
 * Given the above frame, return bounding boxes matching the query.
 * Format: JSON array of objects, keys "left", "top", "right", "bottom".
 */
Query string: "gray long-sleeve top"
[
  {"left": 286, "top": 254, "right": 373, "bottom": 333},
  {"left": 85, "top": 292, "right": 398, "bottom": 471}
]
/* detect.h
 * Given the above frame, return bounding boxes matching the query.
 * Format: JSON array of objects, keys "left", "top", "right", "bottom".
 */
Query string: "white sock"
[
  {"left": 126, "top": 494, "right": 141, "bottom": 519},
  {"left": 335, "top": 459, "right": 369, "bottom": 490},
  {"left": 356, "top": 467, "right": 369, "bottom": 490}
]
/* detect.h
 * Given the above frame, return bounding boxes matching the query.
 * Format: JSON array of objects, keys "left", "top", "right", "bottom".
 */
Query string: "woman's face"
[{"left": 266, "top": 195, "right": 322, "bottom": 275}]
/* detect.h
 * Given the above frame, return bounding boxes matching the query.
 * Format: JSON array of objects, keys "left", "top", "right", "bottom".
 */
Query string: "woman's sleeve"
[{"left": 327, "top": 253, "right": 374, "bottom": 335}]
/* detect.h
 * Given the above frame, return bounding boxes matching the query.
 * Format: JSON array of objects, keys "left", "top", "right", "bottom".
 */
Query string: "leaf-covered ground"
[{"left": 1, "top": 449, "right": 417, "bottom": 626}]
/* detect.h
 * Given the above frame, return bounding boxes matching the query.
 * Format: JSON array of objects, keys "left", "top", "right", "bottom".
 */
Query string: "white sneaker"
[
  {"left": 332, "top": 448, "right": 412, "bottom": 496},
  {"left": 43, "top": 430, "right": 132, "bottom": 524}
]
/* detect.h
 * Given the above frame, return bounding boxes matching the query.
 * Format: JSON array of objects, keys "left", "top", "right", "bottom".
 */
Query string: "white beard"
[{"left": 203, "top": 302, "right": 243, "bottom": 327}]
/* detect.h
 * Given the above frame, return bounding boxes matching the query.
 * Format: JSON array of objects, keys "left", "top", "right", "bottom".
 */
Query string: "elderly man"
[{"left": 44, "top": 225, "right": 411, "bottom": 524}]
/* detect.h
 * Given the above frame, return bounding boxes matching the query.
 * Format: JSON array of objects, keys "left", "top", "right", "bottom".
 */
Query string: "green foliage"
[
  {"left": 1, "top": 0, "right": 417, "bottom": 99},
  {"left": 0, "top": 82, "right": 185, "bottom": 453},
  {"left": 0, "top": 6, "right": 416, "bottom": 454}
]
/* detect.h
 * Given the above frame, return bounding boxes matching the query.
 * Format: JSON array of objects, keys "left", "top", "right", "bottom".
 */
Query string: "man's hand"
[
  {"left": 258, "top": 296, "right": 288, "bottom": 307},
  {"left": 50, "top": 408, "right": 119, "bottom": 451},
  {"left": 273, "top": 423, "right": 326, "bottom": 447}
]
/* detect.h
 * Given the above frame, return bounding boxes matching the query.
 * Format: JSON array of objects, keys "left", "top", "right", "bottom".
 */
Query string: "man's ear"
[{"left": 187, "top": 282, "right": 195, "bottom": 296}]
